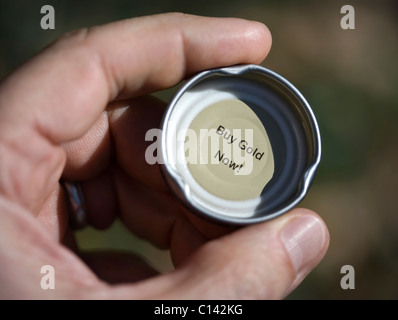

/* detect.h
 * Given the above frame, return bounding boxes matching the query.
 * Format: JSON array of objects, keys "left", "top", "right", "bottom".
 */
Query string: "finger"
[
  {"left": 77, "top": 163, "right": 208, "bottom": 258},
  {"left": 57, "top": 96, "right": 165, "bottom": 232},
  {"left": 62, "top": 96, "right": 166, "bottom": 188},
  {"left": 67, "top": 96, "right": 236, "bottom": 245},
  {"left": 75, "top": 157, "right": 208, "bottom": 254},
  {"left": 0, "top": 13, "right": 271, "bottom": 213},
  {"left": 80, "top": 251, "right": 159, "bottom": 284},
  {"left": 113, "top": 166, "right": 206, "bottom": 251},
  {"left": 109, "top": 209, "right": 329, "bottom": 300},
  {"left": 107, "top": 96, "right": 168, "bottom": 192},
  {"left": 80, "top": 167, "right": 118, "bottom": 230},
  {"left": 182, "top": 206, "right": 239, "bottom": 240},
  {"left": 62, "top": 111, "right": 111, "bottom": 180}
]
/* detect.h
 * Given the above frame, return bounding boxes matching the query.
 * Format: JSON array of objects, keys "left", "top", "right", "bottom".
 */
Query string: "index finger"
[{"left": 0, "top": 13, "right": 271, "bottom": 143}]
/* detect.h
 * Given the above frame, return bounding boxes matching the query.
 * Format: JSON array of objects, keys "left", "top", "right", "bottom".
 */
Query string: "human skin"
[{"left": 0, "top": 13, "right": 329, "bottom": 299}]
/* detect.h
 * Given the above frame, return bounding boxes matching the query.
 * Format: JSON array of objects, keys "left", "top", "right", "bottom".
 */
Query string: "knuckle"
[{"left": 54, "top": 27, "right": 91, "bottom": 49}]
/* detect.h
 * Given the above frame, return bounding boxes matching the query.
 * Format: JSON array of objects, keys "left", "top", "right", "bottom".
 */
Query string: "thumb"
[{"left": 110, "top": 209, "right": 329, "bottom": 299}]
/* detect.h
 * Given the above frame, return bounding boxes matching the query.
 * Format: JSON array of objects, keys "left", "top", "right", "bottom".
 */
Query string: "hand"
[{"left": 0, "top": 13, "right": 329, "bottom": 299}]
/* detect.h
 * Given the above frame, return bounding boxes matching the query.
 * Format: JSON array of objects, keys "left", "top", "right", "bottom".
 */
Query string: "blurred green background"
[{"left": 1, "top": 0, "right": 397, "bottom": 299}]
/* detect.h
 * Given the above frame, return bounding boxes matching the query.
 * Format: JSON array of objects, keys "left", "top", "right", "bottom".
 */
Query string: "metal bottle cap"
[{"left": 160, "top": 64, "right": 321, "bottom": 225}]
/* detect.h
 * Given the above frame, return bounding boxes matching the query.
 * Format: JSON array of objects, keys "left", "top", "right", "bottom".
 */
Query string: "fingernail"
[{"left": 281, "top": 215, "right": 326, "bottom": 273}]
